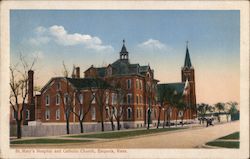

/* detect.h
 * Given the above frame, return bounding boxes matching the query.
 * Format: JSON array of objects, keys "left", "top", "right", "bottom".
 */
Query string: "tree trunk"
[
  {"left": 16, "top": 120, "right": 22, "bottom": 139},
  {"left": 66, "top": 118, "right": 70, "bottom": 134},
  {"left": 181, "top": 116, "right": 184, "bottom": 127},
  {"left": 147, "top": 110, "right": 151, "bottom": 130},
  {"left": 157, "top": 107, "right": 162, "bottom": 129},
  {"left": 163, "top": 111, "right": 166, "bottom": 128},
  {"left": 111, "top": 118, "right": 114, "bottom": 131},
  {"left": 117, "top": 119, "right": 120, "bottom": 130},
  {"left": 175, "top": 113, "right": 178, "bottom": 127},
  {"left": 80, "top": 120, "right": 84, "bottom": 133}
]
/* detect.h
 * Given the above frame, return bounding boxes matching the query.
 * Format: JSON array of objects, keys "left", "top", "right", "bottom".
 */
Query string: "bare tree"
[
  {"left": 60, "top": 62, "right": 74, "bottom": 134},
  {"left": 91, "top": 78, "right": 112, "bottom": 132},
  {"left": 72, "top": 88, "right": 94, "bottom": 133},
  {"left": 9, "top": 53, "right": 36, "bottom": 138}
]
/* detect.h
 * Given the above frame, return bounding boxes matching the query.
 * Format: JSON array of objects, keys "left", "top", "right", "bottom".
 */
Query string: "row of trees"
[
  {"left": 58, "top": 63, "right": 127, "bottom": 135},
  {"left": 197, "top": 102, "right": 239, "bottom": 123},
  {"left": 9, "top": 56, "right": 127, "bottom": 138}
]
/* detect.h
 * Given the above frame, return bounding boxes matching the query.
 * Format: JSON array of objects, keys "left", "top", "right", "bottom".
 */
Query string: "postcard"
[{"left": 0, "top": 0, "right": 249, "bottom": 158}]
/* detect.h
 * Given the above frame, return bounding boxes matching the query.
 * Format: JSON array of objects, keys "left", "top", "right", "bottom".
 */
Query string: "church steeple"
[
  {"left": 184, "top": 41, "right": 192, "bottom": 68},
  {"left": 120, "top": 39, "right": 129, "bottom": 60}
]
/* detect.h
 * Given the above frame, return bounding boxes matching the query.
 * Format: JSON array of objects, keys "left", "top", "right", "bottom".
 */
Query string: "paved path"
[
  {"left": 76, "top": 121, "right": 239, "bottom": 148},
  {"left": 11, "top": 121, "right": 239, "bottom": 148}
]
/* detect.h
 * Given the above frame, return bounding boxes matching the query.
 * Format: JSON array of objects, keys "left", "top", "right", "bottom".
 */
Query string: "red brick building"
[{"left": 10, "top": 40, "right": 196, "bottom": 130}]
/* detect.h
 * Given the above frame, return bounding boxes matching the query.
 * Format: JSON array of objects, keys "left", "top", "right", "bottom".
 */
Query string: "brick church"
[{"left": 10, "top": 40, "right": 197, "bottom": 130}]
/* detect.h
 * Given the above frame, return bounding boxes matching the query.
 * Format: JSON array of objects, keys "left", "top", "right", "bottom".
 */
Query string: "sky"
[{"left": 10, "top": 10, "right": 240, "bottom": 105}]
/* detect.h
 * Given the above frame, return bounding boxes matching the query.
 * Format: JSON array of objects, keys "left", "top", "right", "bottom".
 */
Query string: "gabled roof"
[
  {"left": 157, "top": 82, "right": 185, "bottom": 94},
  {"left": 40, "top": 77, "right": 112, "bottom": 92}
]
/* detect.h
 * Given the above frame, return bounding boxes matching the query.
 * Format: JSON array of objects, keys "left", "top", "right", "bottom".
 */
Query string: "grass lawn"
[
  {"left": 10, "top": 138, "right": 92, "bottom": 144},
  {"left": 206, "top": 141, "right": 239, "bottom": 148},
  {"left": 69, "top": 128, "right": 182, "bottom": 139},
  {"left": 218, "top": 132, "right": 239, "bottom": 140}
]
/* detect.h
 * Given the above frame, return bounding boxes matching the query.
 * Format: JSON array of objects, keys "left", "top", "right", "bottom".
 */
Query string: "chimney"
[
  {"left": 28, "top": 70, "right": 34, "bottom": 105},
  {"left": 76, "top": 67, "right": 80, "bottom": 78}
]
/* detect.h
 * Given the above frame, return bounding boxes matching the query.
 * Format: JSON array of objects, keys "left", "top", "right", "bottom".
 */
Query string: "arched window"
[
  {"left": 91, "top": 106, "right": 96, "bottom": 120},
  {"left": 79, "top": 93, "right": 83, "bottom": 104},
  {"left": 64, "top": 93, "right": 69, "bottom": 105},
  {"left": 56, "top": 109, "right": 60, "bottom": 120},
  {"left": 127, "top": 79, "right": 131, "bottom": 89},
  {"left": 45, "top": 108, "right": 50, "bottom": 120},
  {"left": 136, "top": 95, "right": 139, "bottom": 105},
  {"left": 136, "top": 79, "right": 139, "bottom": 89},
  {"left": 56, "top": 94, "right": 60, "bottom": 105},
  {"left": 45, "top": 95, "right": 50, "bottom": 106},
  {"left": 127, "top": 107, "right": 132, "bottom": 120}
]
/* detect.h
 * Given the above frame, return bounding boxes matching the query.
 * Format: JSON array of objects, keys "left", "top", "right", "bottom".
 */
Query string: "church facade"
[{"left": 10, "top": 40, "right": 197, "bottom": 130}]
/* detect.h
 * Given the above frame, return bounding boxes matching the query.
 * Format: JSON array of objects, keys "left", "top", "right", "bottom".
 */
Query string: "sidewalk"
[{"left": 10, "top": 121, "right": 239, "bottom": 148}]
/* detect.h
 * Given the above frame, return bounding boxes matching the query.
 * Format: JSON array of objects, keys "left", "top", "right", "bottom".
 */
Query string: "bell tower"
[
  {"left": 181, "top": 41, "right": 196, "bottom": 118},
  {"left": 120, "top": 39, "right": 129, "bottom": 61}
]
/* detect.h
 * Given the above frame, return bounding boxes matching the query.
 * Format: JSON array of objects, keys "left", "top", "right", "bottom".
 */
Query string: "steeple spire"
[
  {"left": 184, "top": 41, "right": 192, "bottom": 68},
  {"left": 120, "top": 39, "right": 129, "bottom": 60}
]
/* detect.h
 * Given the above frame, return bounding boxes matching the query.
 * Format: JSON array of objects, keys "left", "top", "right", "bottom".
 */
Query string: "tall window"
[
  {"left": 64, "top": 93, "right": 69, "bottom": 105},
  {"left": 45, "top": 95, "right": 50, "bottom": 106},
  {"left": 56, "top": 94, "right": 60, "bottom": 105},
  {"left": 127, "top": 79, "right": 131, "bottom": 89},
  {"left": 91, "top": 106, "right": 96, "bottom": 120},
  {"left": 136, "top": 95, "right": 139, "bottom": 105},
  {"left": 127, "top": 107, "right": 132, "bottom": 120},
  {"left": 140, "top": 95, "right": 143, "bottom": 104},
  {"left": 139, "top": 80, "right": 142, "bottom": 90},
  {"left": 57, "top": 82, "right": 61, "bottom": 90},
  {"left": 79, "top": 94, "right": 83, "bottom": 104},
  {"left": 136, "top": 79, "right": 139, "bottom": 89},
  {"left": 25, "top": 109, "right": 30, "bottom": 120},
  {"left": 136, "top": 108, "right": 139, "bottom": 118},
  {"left": 112, "top": 93, "right": 117, "bottom": 105},
  {"left": 91, "top": 92, "right": 96, "bottom": 104},
  {"left": 56, "top": 109, "right": 60, "bottom": 120},
  {"left": 45, "top": 108, "right": 50, "bottom": 120},
  {"left": 105, "top": 92, "right": 109, "bottom": 104},
  {"left": 127, "top": 94, "right": 132, "bottom": 104}
]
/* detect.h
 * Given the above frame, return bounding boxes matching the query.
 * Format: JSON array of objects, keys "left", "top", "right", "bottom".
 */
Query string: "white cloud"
[
  {"left": 28, "top": 25, "right": 113, "bottom": 52},
  {"left": 138, "top": 39, "right": 167, "bottom": 50}
]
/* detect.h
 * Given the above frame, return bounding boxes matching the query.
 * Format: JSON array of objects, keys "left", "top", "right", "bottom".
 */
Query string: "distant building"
[{"left": 10, "top": 40, "right": 196, "bottom": 131}]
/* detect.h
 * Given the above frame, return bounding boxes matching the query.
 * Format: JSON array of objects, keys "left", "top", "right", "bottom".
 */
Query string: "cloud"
[
  {"left": 28, "top": 25, "right": 114, "bottom": 52},
  {"left": 138, "top": 39, "right": 168, "bottom": 50}
]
